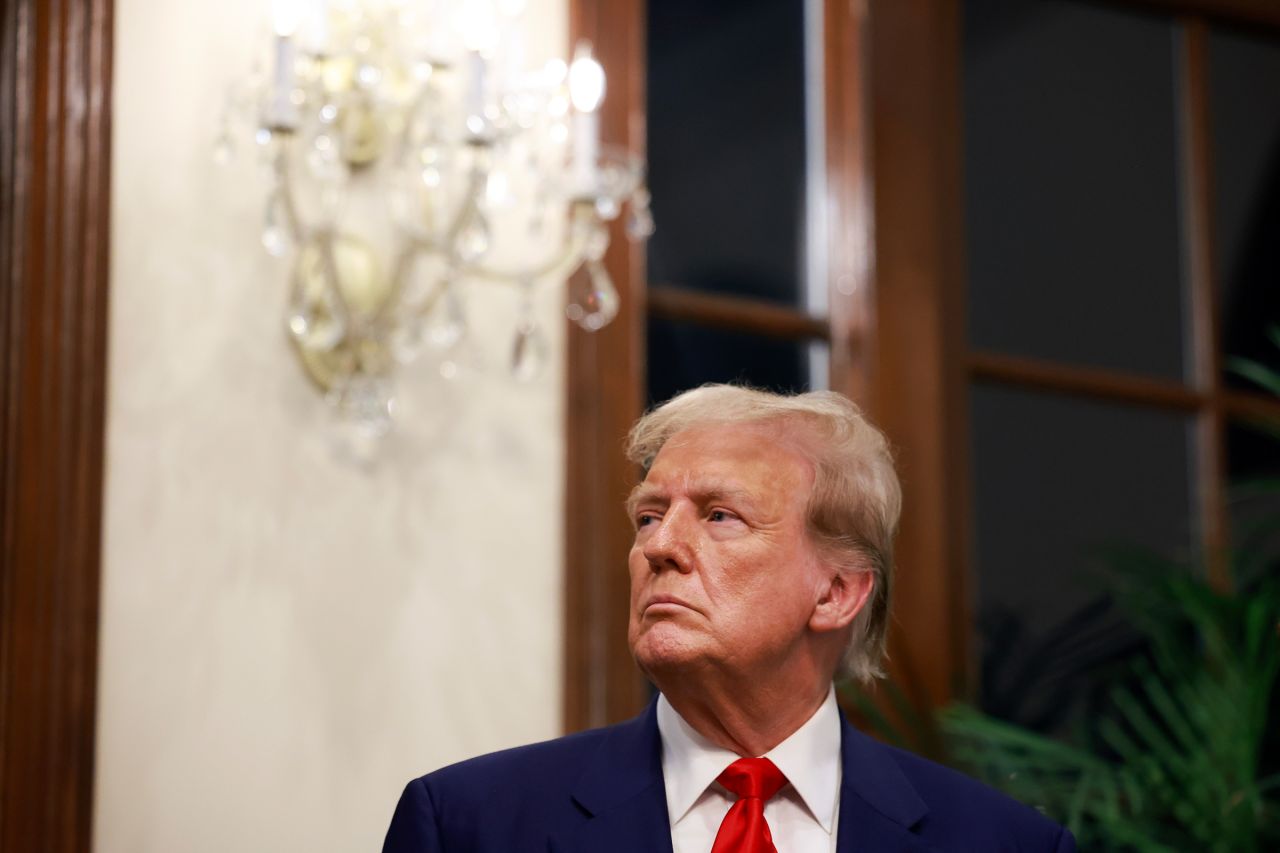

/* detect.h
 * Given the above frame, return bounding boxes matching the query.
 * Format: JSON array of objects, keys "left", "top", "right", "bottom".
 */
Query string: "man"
[{"left": 383, "top": 385, "right": 1076, "bottom": 852}]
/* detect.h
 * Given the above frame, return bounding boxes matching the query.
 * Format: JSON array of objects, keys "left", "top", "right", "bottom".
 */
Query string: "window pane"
[
  {"left": 964, "top": 0, "right": 1188, "bottom": 382},
  {"left": 1226, "top": 420, "right": 1280, "bottom": 585},
  {"left": 646, "top": 317, "right": 823, "bottom": 407},
  {"left": 969, "top": 382, "right": 1196, "bottom": 730},
  {"left": 646, "top": 0, "right": 808, "bottom": 307},
  {"left": 1209, "top": 28, "right": 1280, "bottom": 389}
]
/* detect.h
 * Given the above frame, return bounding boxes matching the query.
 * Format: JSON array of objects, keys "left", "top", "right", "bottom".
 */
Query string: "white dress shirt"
[{"left": 656, "top": 686, "right": 842, "bottom": 853}]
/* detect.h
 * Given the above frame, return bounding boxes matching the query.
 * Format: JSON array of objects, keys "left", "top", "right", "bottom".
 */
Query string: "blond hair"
[{"left": 625, "top": 384, "right": 901, "bottom": 683}]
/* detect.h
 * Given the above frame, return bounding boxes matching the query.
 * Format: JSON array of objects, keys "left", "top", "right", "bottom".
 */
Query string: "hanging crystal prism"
[
  {"left": 510, "top": 281, "right": 547, "bottom": 382},
  {"left": 390, "top": 315, "right": 428, "bottom": 364},
  {"left": 583, "top": 222, "right": 609, "bottom": 261},
  {"left": 455, "top": 210, "right": 491, "bottom": 263},
  {"left": 566, "top": 261, "right": 619, "bottom": 331},
  {"left": 625, "top": 188, "right": 655, "bottom": 240},
  {"left": 327, "top": 371, "right": 396, "bottom": 465},
  {"left": 262, "top": 191, "right": 290, "bottom": 257},
  {"left": 285, "top": 250, "right": 346, "bottom": 353},
  {"left": 427, "top": 280, "right": 467, "bottom": 350}
]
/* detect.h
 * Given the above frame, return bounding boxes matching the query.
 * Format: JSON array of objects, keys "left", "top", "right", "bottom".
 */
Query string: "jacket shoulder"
[
  {"left": 421, "top": 722, "right": 614, "bottom": 797},
  {"left": 384, "top": 717, "right": 642, "bottom": 853}
]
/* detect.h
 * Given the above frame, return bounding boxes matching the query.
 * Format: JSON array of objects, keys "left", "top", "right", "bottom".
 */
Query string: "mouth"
[{"left": 642, "top": 594, "right": 699, "bottom": 615}]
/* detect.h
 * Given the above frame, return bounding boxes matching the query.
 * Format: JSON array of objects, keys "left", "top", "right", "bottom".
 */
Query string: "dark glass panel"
[
  {"left": 964, "top": 0, "right": 1187, "bottom": 382},
  {"left": 1209, "top": 28, "right": 1280, "bottom": 389},
  {"left": 646, "top": 0, "right": 807, "bottom": 307},
  {"left": 647, "top": 317, "right": 820, "bottom": 407},
  {"left": 1226, "top": 420, "right": 1280, "bottom": 585},
  {"left": 970, "top": 382, "right": 1196, "bottom": 730}
]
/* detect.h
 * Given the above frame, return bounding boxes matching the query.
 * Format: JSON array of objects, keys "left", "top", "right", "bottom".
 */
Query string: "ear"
[{"left": 808, "top": 567, "right": 874, "bottom": 634}]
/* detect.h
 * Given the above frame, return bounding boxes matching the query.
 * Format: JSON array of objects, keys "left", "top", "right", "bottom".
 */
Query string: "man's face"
[{"left": 627, "top": 421, "right": 832, "bottom": 682}]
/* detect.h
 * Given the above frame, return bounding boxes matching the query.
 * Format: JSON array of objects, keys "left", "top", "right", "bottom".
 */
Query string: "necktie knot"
[{"left": 716, "top": 757, "right": 787, "bottom": 802}]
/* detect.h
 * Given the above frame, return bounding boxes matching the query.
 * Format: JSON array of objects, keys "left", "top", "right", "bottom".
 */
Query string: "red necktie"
[{"left": 710, "top": 757, "right": 788, "bottom": 853}]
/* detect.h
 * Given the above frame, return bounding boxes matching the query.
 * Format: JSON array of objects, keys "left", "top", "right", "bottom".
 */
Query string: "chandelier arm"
[
  {"left": 272, "top": 133, "right": 356, "bottom": 339},
  {"left": 366, "top": 157, "right": 487, "bottom": 333},
  {"left": 460, "top": 201, "right": 597, "bottom": 284},
  {"left": 273, "top": 138, "right": 306, "bottom": 242},
  {"left": 316, "top": 229, "right": 355, "bottom": 337}
]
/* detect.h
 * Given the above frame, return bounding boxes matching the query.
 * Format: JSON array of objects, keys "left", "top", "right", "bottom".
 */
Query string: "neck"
[{"left": 654, "top": 664, "right": 832, "bottom": 757}]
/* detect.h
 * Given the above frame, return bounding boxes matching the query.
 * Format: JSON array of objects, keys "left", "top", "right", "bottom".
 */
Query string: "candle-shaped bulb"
[
  {"left": 569, "top": 48, "right": 605, "bottom": 112},
  {"left": 272, "top": 0, "right": 303, "bottom": 36},
  {"left": 457, "top": 1, "right": 499, "bottom": 53}
]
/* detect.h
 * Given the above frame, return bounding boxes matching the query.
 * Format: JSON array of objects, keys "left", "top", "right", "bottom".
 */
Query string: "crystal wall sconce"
[{"left": 215, "top": 0, "right": 653, "bottom": 440}]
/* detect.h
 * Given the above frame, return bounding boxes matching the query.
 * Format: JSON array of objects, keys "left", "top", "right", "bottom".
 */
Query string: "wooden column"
[
  {"left": 839, "top": 0, "right": 972, "bottom": 707},
  {"left": 563, "top": 0, "right": 652, "bottom": 732},
  {"left": 0, "top": 0, "right": 113, "bottom": 850}
]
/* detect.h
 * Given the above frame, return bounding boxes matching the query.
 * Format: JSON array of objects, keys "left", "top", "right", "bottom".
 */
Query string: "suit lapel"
[
  {"left": 552, "top": 700, "right": 674, "bottom": 853},
  {"left": 835, "top": 714, "right": 938, "bottom": 853}
]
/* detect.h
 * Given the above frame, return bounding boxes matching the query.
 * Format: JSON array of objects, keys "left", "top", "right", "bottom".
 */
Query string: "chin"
[{"left": 631, "top": 623, "right": 708, "bottom": 679}]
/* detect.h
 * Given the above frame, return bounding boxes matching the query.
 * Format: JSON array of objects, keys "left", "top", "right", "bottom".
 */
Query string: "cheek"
[{"left": 627, "top": 547, "right": 648, "bottom": 595}]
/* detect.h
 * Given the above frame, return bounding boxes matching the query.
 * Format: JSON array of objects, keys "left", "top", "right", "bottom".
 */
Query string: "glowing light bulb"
[
  {"left": 272, "top": 0, "right": 303, "bottom": 36},
  {"left": 456, "top": 1, "right": 499, "bottom": 53},
  {"left": 568, "top": 48, "right": 605, "bottom": 113},
  {"left": 568, "top": 43, "right": 604, "bottom": 195}
]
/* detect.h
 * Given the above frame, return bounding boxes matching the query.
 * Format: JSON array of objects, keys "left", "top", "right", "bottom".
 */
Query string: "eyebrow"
[{"left": 625, "top": 480, "right": 760, "bottom": 520}]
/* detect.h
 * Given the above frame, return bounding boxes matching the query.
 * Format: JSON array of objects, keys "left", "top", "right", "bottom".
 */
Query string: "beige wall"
[{"left": 96, "top": 2, "right": 567, "bottom": 851}]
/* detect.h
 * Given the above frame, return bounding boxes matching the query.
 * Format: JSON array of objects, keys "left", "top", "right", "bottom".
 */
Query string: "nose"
[{"left": 642, "top": 504, "right": 695, "bottom": 574}]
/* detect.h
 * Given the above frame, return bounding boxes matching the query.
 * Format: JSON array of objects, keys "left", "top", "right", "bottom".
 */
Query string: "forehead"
[{"left": 642, "top": 421, "right": 815, "bottom": 494}]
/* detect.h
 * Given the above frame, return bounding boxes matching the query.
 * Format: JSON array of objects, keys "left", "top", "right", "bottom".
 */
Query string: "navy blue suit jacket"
[{"left": 383, "top": 700, "right": 1076, "bottom": 852}]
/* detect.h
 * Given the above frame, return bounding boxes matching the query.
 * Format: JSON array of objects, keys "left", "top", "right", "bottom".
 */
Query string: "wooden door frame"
[
  {"left": 560, "top": 0, "right": 974, "bottom": 726},
  {"left": 1, "top": 0, "right": 113, "bottom": 850},
  {"left": 560, "top": 0, "right": 1280, "bottom": 729}
]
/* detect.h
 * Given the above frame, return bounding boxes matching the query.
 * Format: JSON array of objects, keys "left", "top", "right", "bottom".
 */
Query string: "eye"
[
  {"left": 708, "top": 509, "right": 735, "bottom": 523},
  {"left": 636, "top": 512, "right": 657, "bottom": 528}
]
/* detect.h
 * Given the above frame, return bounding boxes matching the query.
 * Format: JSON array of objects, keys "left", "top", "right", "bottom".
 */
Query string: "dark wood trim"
[
  {"left": 1102, "top": 0, "right": 1280, "bottom": 31},
  {"left": 1, "top": 0, "right": 113, "bottom": 850},
  {"left": 647, "top": 286, "right": 830, "bottom": 341},
  {"left": 823, "top": 0, "right": 875, "bottom": 407},
  {"left": 1178, "top": 19, "right": 1232, "bottom": 588},
  {"left": 969, "top": 351, "right": 1206, "bottom": 411},
  {"left": 563, "top": 0, "right": 652, "bottom": 733},
  {"left": 853, "top": 0, "right": 972, "bottom": 708},
  {"left": 1223, "top": 389, "right": 1280, "bottom": 426}
]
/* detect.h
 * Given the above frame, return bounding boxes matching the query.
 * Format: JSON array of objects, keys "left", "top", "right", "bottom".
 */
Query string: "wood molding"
[
  {"left": 969, "top": 350, "right": 1206, "bottom": 411},
  {"left": 823, "top": 0, "right": 875, "bottom": 407},
  {"left": 648, "top": 286, "right": 830, "bottom": 341},
  {"left": 1178, "top": 19, "right": 1232, "bottom": 587},
  {"left": 1104, "top": 0, "right": 1280, "bottom": 30},
  {"left": 1, "top": 0, "right": 113, "bottom": 850},
  {"left": 854, "top": 0, "right": 972, "bottom": 707},
  {"left": 563, "top": 0, "right": 651, "bottom": 733}
]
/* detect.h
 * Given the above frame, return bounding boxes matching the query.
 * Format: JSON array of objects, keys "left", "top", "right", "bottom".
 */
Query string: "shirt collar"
[{"left": 656, "top": 685, "right": 842, "bottom": 834}]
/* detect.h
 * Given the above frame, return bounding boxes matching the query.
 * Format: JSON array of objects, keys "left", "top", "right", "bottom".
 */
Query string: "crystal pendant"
[
  {"left": 510, "top": 281, "right": 547, "bottom": 382},
  {"left": 328, "top": 372, "right": 395, "bottom": 464},
  {"left": 584, "top": 224, "right": 609, "bottom": 261},
  {"left": 262, "top": 192, "right": 289, "bottom": 257},
  {"left": 341, "top": 373, "right": 394, "bottom": 436},
  {"left": 595, "top": 195, "right": 620, "bottom": 220},
  {"left": 566, "top": 261, "right": 619, "bottom": 331},
  {"left": 285, "top": 288, "right": 345, "bottom": 352},
  {"left": 390, "top": 316, "right": 428, "bottom": 364},
  {"left": 510, "top": 320, "right": 548, "bottom": 382},
  {"left": 626, "top": 191, "right": 655, "bottom": 241},
  {"left": 427, "top": 282, "right": 467, "bottom": 350},
  {"left": 455, "top": 212, "right": 491, "bottom": 263}
]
